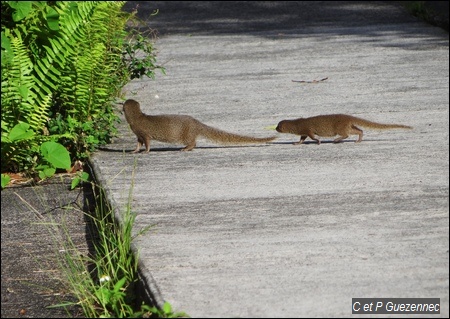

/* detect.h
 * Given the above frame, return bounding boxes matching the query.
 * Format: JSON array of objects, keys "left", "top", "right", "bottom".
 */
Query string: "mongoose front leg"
[
  {"left": 294, "top": 135, "right": 308, "bottom": 145},
  {"left": 132, "top": 141, "right": 142, "bottom": 153}
]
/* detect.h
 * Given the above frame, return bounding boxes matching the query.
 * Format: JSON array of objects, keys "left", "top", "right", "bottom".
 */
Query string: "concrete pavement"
[{"left": 91, "top": 2, "right": 449, "bottom": 317}]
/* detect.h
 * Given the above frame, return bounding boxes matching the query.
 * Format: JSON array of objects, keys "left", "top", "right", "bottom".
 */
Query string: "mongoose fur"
[
  {"left": 275, "top": 114, "right": 412, "bottom": 145},
  {"left": 123, "top": 99, "right": 276, "bottom": 152}
]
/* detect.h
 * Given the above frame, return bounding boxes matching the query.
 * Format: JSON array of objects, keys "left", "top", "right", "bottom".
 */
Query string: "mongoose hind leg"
[
  {"left": 308, "top": 133, "right": 321, "bottom": 144},
  {"left": 308, "top": 133, "right": 321, "bottom": 145},
  {"left": 143, "top": 136, "right": 151, "bottom": 153},
  {"left": 181, "top": 141, "right": 197, "bottom": 151},
  {"left": 333, "top": 135, "right": 348, "bottom": 143},
  {"left": 350, "top": 125, "right": 363, "bottom": 143},
  {"left": 334, "top": 125, "right": 363, "bottom": 143}
]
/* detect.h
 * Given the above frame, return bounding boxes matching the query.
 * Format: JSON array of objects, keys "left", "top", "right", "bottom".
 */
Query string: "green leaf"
[
  {"left": 95, "top": 287, "right": 112, "bottom": 305},
  {"left": 1, "top": 32, "right": 11, "bottom": 50},
  {"left": 113, "top": 277, "right": 127, "bottom": 293},
  {"left": 8, "top": 123, "right": 35, "bottom": 141},
  {"left": 1, "top": 174, "right": 11, "bottom": 189},
  {"left": 1, "top": 32, "right": 13, "bottom": 65},
  {"left": 71, "top": 171, "right": 89, "bottom": 189},
  {"left": 163, "top": 301, "right": 172, "bottom": 314},
  {"left": 9, "top": 1, "right": 33, "bottom": 22},
  {"left": 46, "top": 7, "right": 60, "bottom": 31},
  {"left": 18, "top": 85, "right": 28, "bottom": 99},
  {"left": 70, "top": 177, "right": 80, "bottom": 189},
  {"left": 40, "top": 141, "right": 71, "bottom": 169},
  {"left": 38, "top": 166, "right": 56, "bottom": 179}
]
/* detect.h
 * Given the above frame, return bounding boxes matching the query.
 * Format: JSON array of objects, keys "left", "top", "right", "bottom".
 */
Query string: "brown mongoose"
[
  {"left": 122, "top": 99, "right": 276, "bottom": 152},
  {"left": 275, "top": 114, "right": 413, "bottom": 145}
]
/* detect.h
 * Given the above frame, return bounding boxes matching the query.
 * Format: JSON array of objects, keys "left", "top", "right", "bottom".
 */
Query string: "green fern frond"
[
  {"left": 2, "top": 34, "right": 35, "bottom": 124},
  {"left": 28, "top": 93, "right": 52, "bottom": 131},
  {"left": 2, "top": 1, "right": 140, "bottom": 173}
]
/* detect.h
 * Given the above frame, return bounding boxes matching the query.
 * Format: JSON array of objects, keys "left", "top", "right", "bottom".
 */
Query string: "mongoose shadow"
[
  {"left": 271, "top": 139, "right": 390, "bottom": 145},
  {"left": 137, "top": 144, "right": 275, "bottom": 152},
  {"left": 99, "top": 144, "right": 274, "bottom": 153},
  {"left": 98, "top": 146, "right": 182, "bottom": 153},
  {"left": 121, "top": 99, "right": 277, "bottom": 153}
]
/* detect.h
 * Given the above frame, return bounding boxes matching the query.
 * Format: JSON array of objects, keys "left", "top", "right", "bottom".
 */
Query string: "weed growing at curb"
[{"left": 44, "top": 163, "right": 188, "bottom": 318}]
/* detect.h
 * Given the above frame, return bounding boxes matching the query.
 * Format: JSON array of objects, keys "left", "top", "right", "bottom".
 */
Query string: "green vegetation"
[
  {"left": 403, "top": 1, "right": 432, "bottom": 23},
  {"left": 1, "top": 1, "right": 164, "bottom": 184},
  {"left": 50, "top": 169, "right": 188, "bottom": 317}
]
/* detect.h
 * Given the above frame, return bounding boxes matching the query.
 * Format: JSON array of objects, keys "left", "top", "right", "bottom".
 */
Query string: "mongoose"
[
  {"left": 275, "top": 114, "right": 412, "bottom": 145},
  {"left": 122, "top": 99, "right": 276, "bottom": 152}
]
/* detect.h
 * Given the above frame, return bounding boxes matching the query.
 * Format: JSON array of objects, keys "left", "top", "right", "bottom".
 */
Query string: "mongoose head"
[
  {"left": 123, "top": 99, "right": 141, "bottom": 112},
  {"left": 276, "top": 120, "right": 288, "bottom": 133}
]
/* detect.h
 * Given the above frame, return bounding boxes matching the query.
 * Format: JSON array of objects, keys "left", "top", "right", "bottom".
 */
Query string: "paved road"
[{"left": 91, "top": 2, "right": 449, "bottom": 317}]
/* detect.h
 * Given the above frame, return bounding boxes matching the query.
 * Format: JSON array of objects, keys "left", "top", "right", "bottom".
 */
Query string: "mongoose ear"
[{"left": 265, "top": 125, "right": 277, "bottom": 130}]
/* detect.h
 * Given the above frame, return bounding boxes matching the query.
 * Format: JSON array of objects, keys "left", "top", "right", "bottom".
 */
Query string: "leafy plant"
[
  {"left": 49, "top": 165, "right": 187, "bottom": 317},
  {"left": 1, "top": 173, "right": 11, "bottom": 189},
  {"left": 70, "top": 170, "right": 89, "bottom": 190},
  {"left": 120, "top": 8, "right": 166, "bottom": 84},
  {"left": 122, "top": 31, "right": 166, "bottom": 81},
  {"left": 95, "top": 276, "right": 131, "bottom": 316},
  {"left": 1, "top": 122, "right": 71, "bottom": 184},
  {"left": 36, "top": 141, "right": 71, "bottom": 180},
  {"left": 139, "top": 302, "right": 189, "bottom": 318},
  {"left": 2, "top": 1, "right": 165, "bottom": 179}
]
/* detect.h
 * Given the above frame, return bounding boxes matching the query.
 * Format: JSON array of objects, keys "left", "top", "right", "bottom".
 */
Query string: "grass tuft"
[{"left": 47, "top": 163, "right": 189, "bottom": 318}]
